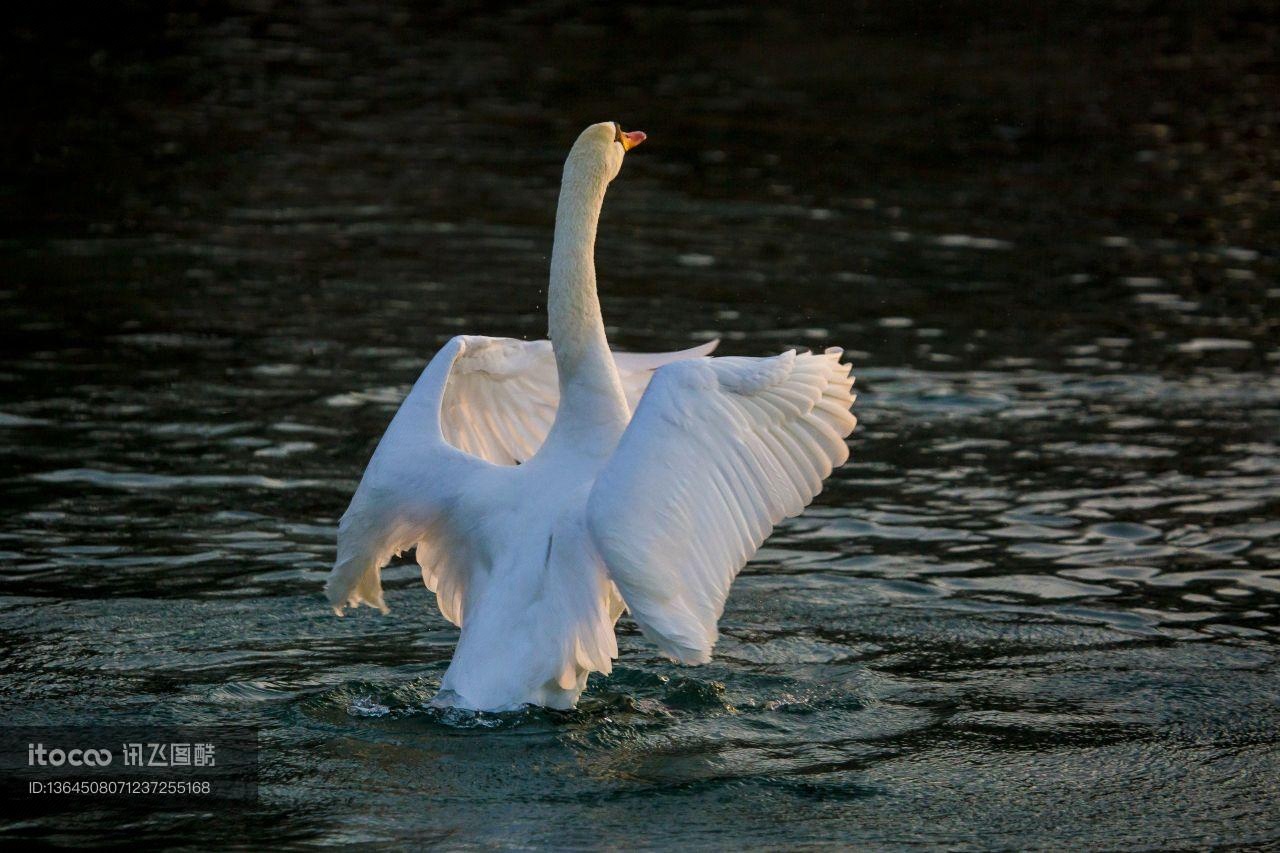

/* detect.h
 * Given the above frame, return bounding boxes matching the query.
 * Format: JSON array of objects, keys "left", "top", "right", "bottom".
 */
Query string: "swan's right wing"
[{"left": 586, "top": 349, "right": 856, "bottom": 664}]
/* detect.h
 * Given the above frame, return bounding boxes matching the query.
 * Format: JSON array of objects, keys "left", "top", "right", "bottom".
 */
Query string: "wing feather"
[
  {"left": 586, "top": 348, "right": 857, "bottom": 664},
  {"left": 442, "top": 337, "right": 718, "bottom": 465},
  {"left": 327, "top": 334, "right": 720, "bottom": 623},
  {"left": 326, "top": 336, "right": 490, "bottom": 616}
]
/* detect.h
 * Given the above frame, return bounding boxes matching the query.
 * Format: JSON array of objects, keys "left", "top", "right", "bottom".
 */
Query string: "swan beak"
[{"left": 620, "top": 129, "right": 647, "bottom": 151}]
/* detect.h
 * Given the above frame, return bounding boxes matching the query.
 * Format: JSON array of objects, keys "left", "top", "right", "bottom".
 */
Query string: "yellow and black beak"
[{"left": 614, "top": 122, "right": 647, "bottom": 151}]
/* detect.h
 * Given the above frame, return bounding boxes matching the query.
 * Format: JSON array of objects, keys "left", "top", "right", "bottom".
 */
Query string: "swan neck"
[
  {"left": 549, "top": 169, "right": 608, "bottom": 363},
  {"left": 544, "top": 160, "right": 629, "bottom": 452}
]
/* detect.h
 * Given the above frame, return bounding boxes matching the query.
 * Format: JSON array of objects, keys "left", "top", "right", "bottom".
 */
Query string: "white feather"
[{"left": 586, "top": 351, "right": 855, "bottom": 664}]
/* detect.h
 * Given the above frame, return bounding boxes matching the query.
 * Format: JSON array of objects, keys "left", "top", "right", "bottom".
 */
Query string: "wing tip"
[
  {"left": 661, "top": 644, "right": 713, "bottom": 666},
  {"left": 326, "top": 597, "right": 390, "bottom": 617},
  {"left": 324, "top": 572, "right": 391, "bottom": 617}
]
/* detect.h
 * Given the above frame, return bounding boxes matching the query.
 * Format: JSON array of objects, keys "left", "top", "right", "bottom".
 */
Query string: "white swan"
[{"left": 326, "top": 122, "right": 857, "bottom": 711}]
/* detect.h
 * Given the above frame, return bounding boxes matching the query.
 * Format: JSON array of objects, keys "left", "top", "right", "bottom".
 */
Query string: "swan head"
[{"left": 565, "top": 121, "right": 646, "bottom": 186}]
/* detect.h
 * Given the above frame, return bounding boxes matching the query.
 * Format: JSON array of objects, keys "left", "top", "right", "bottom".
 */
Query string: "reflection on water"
[{"left": 2, "top": 1, "right": 1278, "bottom": 847}]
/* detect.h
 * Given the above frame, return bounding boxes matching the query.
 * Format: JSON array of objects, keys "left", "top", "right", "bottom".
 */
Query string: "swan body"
[{"left": 326, "top": 122, "right": 857, "bottom": 711}]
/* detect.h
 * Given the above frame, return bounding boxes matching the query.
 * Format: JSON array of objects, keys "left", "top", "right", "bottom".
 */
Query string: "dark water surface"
[{"left": 3, "top": 2, "right": 1279, "bottom": 848}]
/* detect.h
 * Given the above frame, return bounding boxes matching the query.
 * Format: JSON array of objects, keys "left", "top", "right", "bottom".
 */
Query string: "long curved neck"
[{"left": 544, "top": 159, "right": 629, "bottom": 456}]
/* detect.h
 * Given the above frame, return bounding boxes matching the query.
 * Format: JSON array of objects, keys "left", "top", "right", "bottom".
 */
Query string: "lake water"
[{"left": 2, "top": 2, "right": 1278, "bottom": 848}]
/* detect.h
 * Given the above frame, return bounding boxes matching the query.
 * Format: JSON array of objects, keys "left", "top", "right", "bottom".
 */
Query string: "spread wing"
[
  {"left": 585, "top": 348, "right": 856, "bottom": 664},
  {"left": 440, "top": 337, "right": 719, "bottom": 465},
  {"left": 325, "top": 336, "right": 489, "bottom": 616},
  {"left": 326, "top": 334, "right": 719, "bottom": 621}
]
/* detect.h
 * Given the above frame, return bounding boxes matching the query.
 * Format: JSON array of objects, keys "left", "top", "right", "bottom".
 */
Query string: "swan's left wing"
[
  {"left": 327, "top": 335, "right": 721, "bottom": 621},
  {"left": 586, "top": 349, "right": 856, "bottom": 664},
  {"left": 326, "top": 337, "right": 493, "bottom": 617}
]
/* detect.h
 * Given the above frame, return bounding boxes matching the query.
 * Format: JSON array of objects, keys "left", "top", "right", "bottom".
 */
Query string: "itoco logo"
[{"left": 27, "top": 743, "right": 113, "bottom": 767}]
